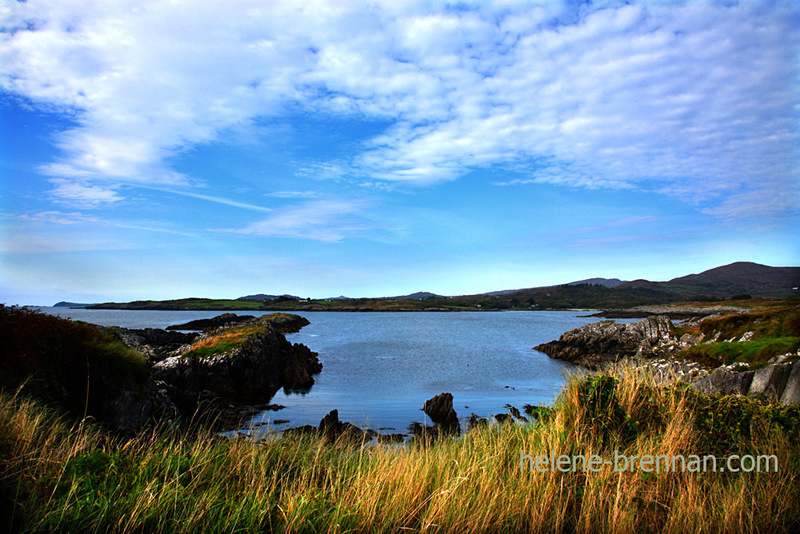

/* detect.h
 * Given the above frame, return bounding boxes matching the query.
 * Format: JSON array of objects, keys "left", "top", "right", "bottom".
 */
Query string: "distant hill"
[
  {"left": 389, "top": 292, "right": 443, "bottom": 300},
  {"left": 567, "top": 278, "right": 626, "bottom": 288},
  {"left": 88, "top": 261, "right": 799, "bottom": 312},
  {"left": 237, "top": 294, "right": 302, "bottom": 301},
  {"left": 53, "top": 301, "right": 94, "bottom": 308},
  {"left": 615, "top": 262, "right": 800, "bottom": 298}
]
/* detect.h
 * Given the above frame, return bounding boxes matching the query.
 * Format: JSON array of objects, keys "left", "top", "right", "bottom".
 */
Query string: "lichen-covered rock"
[
  {"left": 533, "top": 315, "right": 677, "bottom": 369},
  {"left": 166, "top": 312, "right": 310, "bottom": 333}
]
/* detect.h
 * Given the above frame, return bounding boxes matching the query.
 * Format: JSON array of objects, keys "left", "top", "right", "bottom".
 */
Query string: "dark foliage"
[{"left": 0, "top": 304, "right": 147, "bottom": 419}]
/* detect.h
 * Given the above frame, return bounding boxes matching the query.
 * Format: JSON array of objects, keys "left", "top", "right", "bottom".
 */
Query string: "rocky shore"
[
  {"left": 533, "top": 316, "right": 679, "bottom": 369},
  {"left": 534, "top": 310, "right": 800, "bottom": 405},
  {"left": 589, "top": 304, "right": 749, "bottom": 319}
]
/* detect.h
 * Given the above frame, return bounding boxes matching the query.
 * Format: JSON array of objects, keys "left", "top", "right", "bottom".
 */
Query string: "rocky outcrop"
[
  {"left": 166, "top": 313, "right": 255, "bottom": 331},
  {"left": 165, "top": 312, "right": 310, "bottom": 333},
  {"left": 591, "top": 305, "right": 747, "bottom": 320},
  {"left": 103, "top": 327, "right": 198, "bottom": 361},
  {"left": 781, "top": 363, "right": 800, "bottom": 404},
  {"left": 534, "top": 316, "right": 678, "bottom": 369},
  {"left": 691, "top": 367, "right": 754, "bottom": 396},
  {"left": 258, "top": 313, "right": 312, "bottom": 333},
  {"left": 151, "top": 317, "right": 321, "bottom": 407}
]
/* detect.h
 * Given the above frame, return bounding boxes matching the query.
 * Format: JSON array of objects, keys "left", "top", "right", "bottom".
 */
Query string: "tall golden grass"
[{"left": 1, "top": 365, "right": 798, "bottom": 533}]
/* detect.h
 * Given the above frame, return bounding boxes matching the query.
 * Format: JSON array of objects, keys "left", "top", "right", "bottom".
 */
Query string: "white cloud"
[
  {"left": 47, "top": 179, "right": 123, "bottom": 208},
  {"left": 1, "top": 0, "right": 797, "bottom": 217},
  {"left": 231, "top": 199, "right": 371, "bottom": 242}
]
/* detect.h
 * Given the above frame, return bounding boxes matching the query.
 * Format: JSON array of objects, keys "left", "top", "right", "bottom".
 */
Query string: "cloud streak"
[
  {"left": 231, "top": 199, "right": 372, "bottom": 242},
  {"left": 1, "top": 0, "right": 797, "bottom": 218}
]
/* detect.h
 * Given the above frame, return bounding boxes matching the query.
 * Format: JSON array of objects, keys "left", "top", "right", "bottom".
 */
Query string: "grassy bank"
[
  {"left": 0, "top": 305, "right": 149, "bottom": 421},
  {"left": 676, "top": 304, "right": 800, "bottom": 368},
  {"left": 2, "top": 366, "right": 799, "bottom": 533}
]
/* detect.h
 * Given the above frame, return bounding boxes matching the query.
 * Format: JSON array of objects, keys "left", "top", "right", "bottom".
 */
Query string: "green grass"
[
  {"left": 676, "top": 305, "right": 800, "bottom": 367},
  {"left": 3, "top": 366, "right": 799, "bottom": 533},
  {"left": 681, "top": 337, "right": 800, "bottom": 367},
  {"left": 183, "top": 324, "right": 265, "bottom": 359}
]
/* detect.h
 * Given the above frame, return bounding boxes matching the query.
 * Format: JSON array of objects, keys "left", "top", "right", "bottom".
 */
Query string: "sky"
[{"left": 1, "top": 0, "right": 798, "bottom": 306}]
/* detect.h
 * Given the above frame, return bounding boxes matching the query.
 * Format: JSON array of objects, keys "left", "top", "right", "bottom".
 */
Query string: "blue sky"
[{"left": 1, "top": 0, "right": 798, "bottom": 305}]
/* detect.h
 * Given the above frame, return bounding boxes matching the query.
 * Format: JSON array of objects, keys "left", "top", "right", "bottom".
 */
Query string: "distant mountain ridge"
[
  {"left": 567, "top": 278, "right": 626, "bottom": 288},
  {"left": 83, "top": 261, "right": 799, "bottom": 311},
  {"left": 389, "top": 292, "right": 443, "bottom": 300},
  {"left": 614, "top": 262, "right": 800, "bottom": 298},
  {"left": 237, "top": 294, "right": 302, "bottom": 301}
]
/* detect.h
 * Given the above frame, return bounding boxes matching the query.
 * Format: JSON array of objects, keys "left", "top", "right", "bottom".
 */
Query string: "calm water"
[{"left": 36, "top": 307, "right": 624, "bottom": 433}]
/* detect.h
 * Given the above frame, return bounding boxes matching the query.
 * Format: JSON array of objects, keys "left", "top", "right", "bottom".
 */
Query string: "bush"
[{"left": 0, "top": 305, "right": 147, "bottom": 419}]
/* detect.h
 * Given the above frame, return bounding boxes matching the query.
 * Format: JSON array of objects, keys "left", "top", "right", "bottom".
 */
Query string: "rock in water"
[
  {"left": 151, "top": 316, "right": 321, "bottom": 408},
  {"left": 533, "top": 315, "right": 677, "bottom": 369},
  {"left": 317, "top": 409, "right": 367, "bottom": 442},
  {"left": 423, "top": 392, "right": 460, "bottom": 436}
]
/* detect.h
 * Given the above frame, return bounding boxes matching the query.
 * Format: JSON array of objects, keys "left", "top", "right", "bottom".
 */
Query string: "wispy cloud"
[
  {"left": 266, "top": 190, "right": 321, "bottom": 199},
  {"left": 1, "top": 0, "right": 797, "bottom": 218},
  {"left": 7, "top": 210, "right": 101, "bottom": 225},
  {"left": 47, "top": 179, "right": 123, "bottom": 208},
  {"left": 231, "top": 200, "right": 371, "bottom": 242},
  {"left": 154, "top": 189, "right": 274, "bottom": 213},
  {"left": 3, "top": 209, "right": 198, "bottom": 244}
]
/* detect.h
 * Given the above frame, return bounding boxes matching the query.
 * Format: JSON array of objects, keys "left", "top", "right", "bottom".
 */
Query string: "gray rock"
[
  {"left": 102, "top": 326, "right": 198, "bottom": 361},
  {"left": 779, "top": 362, "right": 800, "bottom": 405},
  {"left": 722, "top": 369, "right": 754, "bottom": 395},
  {"left": 533, "top": 315, "right": 677, "bottom": 369},
  {"left": 692, "top": 368, "right": 753, "bottom": 396},
  {"left": 748, "top": 363, "right": 792, "bottom": 398}
]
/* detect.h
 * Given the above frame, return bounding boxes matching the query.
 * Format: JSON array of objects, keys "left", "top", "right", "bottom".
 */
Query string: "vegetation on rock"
[{"left": 677, "top": 304, "right": 800, "bottom": 367}]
